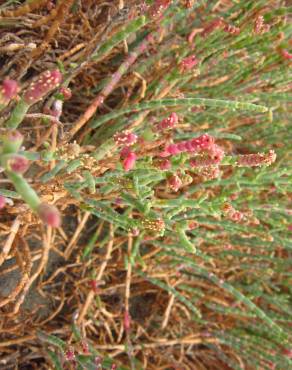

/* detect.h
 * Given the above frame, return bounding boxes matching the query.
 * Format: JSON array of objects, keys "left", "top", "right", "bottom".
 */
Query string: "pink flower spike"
[
  {"left": 123, "top": 152, "right": 136, "bottom": 171},
  {"left": 177, "top": 142, "right": 187, "bottom": 151},
  {"left": 148, "top": 0, "right": 171, "bottom": 19},
  {"left": 156, "top": 112, "right": 178, "bottom": 131},
  {"left": 8, "top": 155, "right": 29, "bottom": 174},
  {"left": 201, "top": 18, "right": 224, "bottom": 37},
  {"left": 37, "top": 203, "right": 61, "bottom": 228},
  {"left": 190, "top": 134, "right": 215, "bottom": 151},
  {"left": 166, "top": 143, "right": 180, "bottom": 155},
  {"left": 1, "top": 79, "right": 18, "bottom": 103},
  {"left": 180, "top": 55, "right": 198, "bottom": 71},
  {"left": 0, "top": 195, "right": 6, "bottom": 209},
  {"left": 23, "top": 70, "right": 62, "bottom": 105},
  {"left": 114, "top": 130, "right": 137, "bottom": 146}
]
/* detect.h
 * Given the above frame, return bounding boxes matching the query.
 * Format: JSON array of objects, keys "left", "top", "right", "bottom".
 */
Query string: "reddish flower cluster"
[
  {"left": 141, "top": 218, "right": 165, "bottom": 234},
  {"left": 65, "top": 347, "right": 75, "bottom": 361},
  {"left": 254, "top": 15, "right": 270, "bottom": 35},
  {"left": 180, "top": 55, "right": 198, "bottom": 72},
  {"left": 115, "top": 130, "right": 138, "bottom": 172},
  {"left": 148, "top": 0, "right": 172, "bottom": 19},
  {"left": 237, "top": 150, "right": 276, "bottom": 167},
  {"left": 23, "top": 70, "right": 62, "bottom": 105},
  {"left": 196, "top": 165, "right": 221, "bottom": 180},
  {"left": 168, "top": 174, "right": 182, "bottom": 192},
  {"left": 160, "top": 134, "right": 215, "bottom": 157},
  {"left": 223, "top": 23, "right": 240, "bottom": 35},
  {"left": 190, "top": 146, "right": 224, "bottom": 167},
  {"left": 59, "top": 86, "right": 72, "bottom": 100},
  {"left": 201, "top": 18, "right": 224, "bottom": 37},
  {"left": 156, "top": 112, "right": 178, "bottom": 131},
  {"left": 222, "top": 203, "right": 244, "bottom": 223}
]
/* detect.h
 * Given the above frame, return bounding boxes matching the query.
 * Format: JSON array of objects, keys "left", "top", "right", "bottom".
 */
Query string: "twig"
[
  {"left": 68, "top": 35, "right": 150, "bottom": 139},
  {"left": 64, "top": 211, "right": 91, "bottom": 259},
  {"left": 77, "top": 224, "right": 114, "bottom": 324},
  {"left": 0, "top": 217, "right": 21, "bottom": 267}
]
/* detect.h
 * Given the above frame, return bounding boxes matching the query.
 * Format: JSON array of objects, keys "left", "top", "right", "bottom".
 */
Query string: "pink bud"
[
  {"left": 131, "top": 228, "right": 140, "bottom": 236},
  {"left": 180, "top": 55, "right": 198, "bottom": 71},
  {"left": 8, "top": 155, "right": 29, "bottom": 174},
  {"left": 1, "top": 79, "right": 18, "bottom": 102},
  {"left": 156, "top": 112, "right": 178, "bottom": 131},
  {"left": 230, "top": 211, "right": 243, "bottom": 222},
  {"left": 65, "top": 347, "right": 75, "bottom": 361},
  {"left": 81, "top": 341, "right": 89, "bottom": 354},
  {"left": 124, "top": 310, "right": 131, "bottom": 333},
  {"left": 95, "top": 356, "right": 102, "bottom": 365},
  {"left": 59, "top": 86, "right": 72, "bottom": 100},
  {"left": 188, "top": 221, "right": 198, "bottom": 230},
  {"left": 280, "top": 49, "right": 292, "bottom": 60},
  {"left": 23, "top": 70, "right": 62, "bottom": 105},
  {"left": 168, "top": 174, "right": 182, "bottom": 192},
  {"left": 37, "top": 203, "right": 61, "bottom": 228},
  {"left": 123, "top": 152, "right": 136, "bottom": 171},
  {"left": 0, "top": 195, "right": 6, "bottom": 209},
  {"left": 282, "top": 348, "right": 292, "bottom": 358},
  {"left": 159, "top": 159, "right": 171, "bottom": 170}
]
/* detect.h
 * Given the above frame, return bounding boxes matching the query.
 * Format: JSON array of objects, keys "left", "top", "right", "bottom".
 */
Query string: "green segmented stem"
[
  {"left": 165, "top": 251, "right": 290, "bottom": 344},
  {"left": 177, "top": 227, "right": 197, "bottom": 253},
  {"left": 90, "top": 98, "right": 268, "bottom": 129},
  {"left": 92, "top": 16, "right": 147, "bottom": 60},
  {"left": 138, "top": 270, "right": 202, "bottom": 319},
  {"left": 5, "top": 99, "right": 30, "bottom": 129},
  {"left": 6, "top": 171, "right": 40, "bottom": 211}
]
